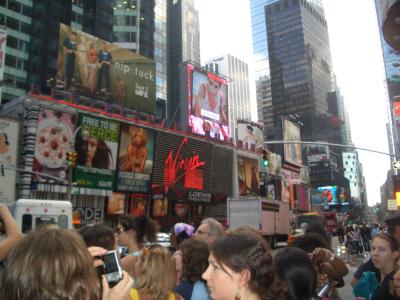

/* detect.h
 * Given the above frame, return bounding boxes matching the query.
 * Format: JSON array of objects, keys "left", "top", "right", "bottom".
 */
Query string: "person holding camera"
[{"left": 0, "top": 202, "right": 22, "bottom": 262}]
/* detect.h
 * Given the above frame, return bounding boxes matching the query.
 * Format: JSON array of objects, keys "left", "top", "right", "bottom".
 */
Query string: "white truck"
[
  {"left": 12, "top": 199, "right": 73, "bottom": 233},
  {"left": 227, "top": 197, "right": 290, "bottom": 248}
]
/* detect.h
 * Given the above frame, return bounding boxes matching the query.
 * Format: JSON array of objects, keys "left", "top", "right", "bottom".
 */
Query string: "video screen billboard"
[
  {"left": 187, "top": 64, "right": 230, "bottom": 141},
  {"left": 74, "top": 114, "right": 120, "bottom": 190},
  {"left": 32, "top": 109, "right": 76, "bottom": 183},
  {"left": 116, "top": 124, "right": 154, "bottom": 193},
  {"left": 237, "top": 155, "right": 260, "bottom": 196},
  {"left": 237, "top": 120, "right": 264, "bottom": 151},
  {"left": 0, "top": 119, "right": 19, "bottom": 203},
  {"left": 57, "top": 24, "right": 156, "bottom": 113},
  {"left": 283, "top": 118, "right": 302, "bottom": 166}
]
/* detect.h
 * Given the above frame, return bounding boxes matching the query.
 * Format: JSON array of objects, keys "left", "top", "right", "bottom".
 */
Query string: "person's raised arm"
[{"left": 0, "top": 203, "right": 23, "bottom": 261}]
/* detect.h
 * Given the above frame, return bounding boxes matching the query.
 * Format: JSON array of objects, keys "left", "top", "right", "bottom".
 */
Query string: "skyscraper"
[
  {"left": 167, "top": 0, "right": 200, "bottom": 125},
  {"left": 205, "top": 54, "right": 251, "bottom": 141},
  {"left": 256, "top": 75, "right": 273, "bottom": 140}
]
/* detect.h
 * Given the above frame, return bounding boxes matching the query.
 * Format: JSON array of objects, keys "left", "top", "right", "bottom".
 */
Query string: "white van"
[{"left": 13, "top": 199, "right": 73, "bottom": 233}]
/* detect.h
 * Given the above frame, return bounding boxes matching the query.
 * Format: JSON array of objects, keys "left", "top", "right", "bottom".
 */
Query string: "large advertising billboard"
[
  {"left": 187, "top": 63, "right": 230, "bottom": 141},
  {"left": 237, "top": 155, "right": 260, "bottom": 196},
  {"left": 0, "top": 119, "right": 19, "bottom": 202},
  {"left": 283, "top": 118, "right": 302, "bottom": 166},
  {"left": 237, "top": 120, "right": 264, "bottom": 151},
  {"left": 57, "top": 24, "right": 156, "bottom": 113},
  {"left": 116, "top": 124, "right": 154, "bottom": 193},
  {"left": 305, "top": 144, "right": 330, "bottom": 166},
  {"left": 32, "top": 109, "right": 76, "bottom": 183},
  {"left": 74, "top": 114, "right": 120, "bottom": 190}
]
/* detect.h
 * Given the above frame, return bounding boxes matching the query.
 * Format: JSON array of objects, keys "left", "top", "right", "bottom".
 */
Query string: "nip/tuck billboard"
[
  {"left": 237, "top": 120, "right": 264, "bottom": 151},
  {"left": 116, "top": 124, "right": 154, "bottom": 193},
  {"left": 74, "top": 114, "right": 120, "bottom": 190},
  {"left": 57, "top": 24, "right": 156, "bottom": 113},
  {"left": 187, "top": 63, "right": 230, "bottom": 141},
  {"left": 0, "top": 119, "right": 19, "bottom": 203},
  {"left": 32, "top": 109, "right": 76, "bottom": 183}
]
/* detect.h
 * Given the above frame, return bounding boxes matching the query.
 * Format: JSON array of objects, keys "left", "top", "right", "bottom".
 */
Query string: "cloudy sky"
[{"left": 195, "top": 0, "right": 390, "bottom": 206}]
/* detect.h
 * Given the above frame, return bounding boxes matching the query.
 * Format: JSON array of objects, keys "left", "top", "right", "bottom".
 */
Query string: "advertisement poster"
[
  {"left": 305, "top": 144, "right": 329, "bottom": 166},
  {"left": 188, "top": 64, "right": 230, "bottom": 141},
  {"left": 0, "top": 119, "right": 19, "bottom": 203},
  {"left": 237, "top": 120, "right": 264, "bottom": 151},
  {"left": 268, "top": 152, "right": 282, "bottom": 177},
  {"left": 130, "top": 194, "right": 147, "bottom": 216},
  {"left": 107, "top": 192, "right": 125, "bottom": 214},
  {"left": 153, "top": 195, "right": 168, "bottom": 217},
  {"left": 74, "top": 114, "right": 120, "bottom": 190},
  {"left": 32, "top": 109, "right": 76, "bottom": 183},
  {"left": 117, "top": 124, "right": 154, "bottom": 192},
  {"left": 237, "top": 155, "right": 260, "bottom": 196},
  {"left": 57, "top": 24, "right": 156, "bottom": 113},
  {"left": 0, "top": 27, "right": 6, "bottom": 104},
  {"left": 283, "top": 119, "right": 302, "bottom": 166}
]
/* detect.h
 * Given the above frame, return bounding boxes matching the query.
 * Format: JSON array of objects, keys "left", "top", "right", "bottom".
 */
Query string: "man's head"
[
  {"left": 385, "top": 211, "right": 400, "bottom": 244},
  {"left": 102, "top": 41, "right": 108, "bottom": 50},
  {"left": 70, "top": 32, "right": 77, "bottom": 41},
  {"left": 194, "top": 217, "right": 223, "bottom": 245}
]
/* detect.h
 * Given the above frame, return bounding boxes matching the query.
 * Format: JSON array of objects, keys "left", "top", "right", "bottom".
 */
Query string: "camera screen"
[{"left": 102, "top": 252, "right": 119, "bottom": 274}]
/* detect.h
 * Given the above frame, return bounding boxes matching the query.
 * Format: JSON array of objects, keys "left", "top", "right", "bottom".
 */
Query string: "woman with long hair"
[
  {"left": 76, "top": 135, "right": 112, "bottom": 169},
  {"left": 202, "top": 232, "right": 285, "bottom": 300},
  {"left": 131, "top": 245, "right": 182, "bottom": 300}
]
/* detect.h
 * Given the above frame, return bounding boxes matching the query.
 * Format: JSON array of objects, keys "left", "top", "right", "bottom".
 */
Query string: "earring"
[{"left": 234, "top": 288, "right": 241, "bottom": 300}]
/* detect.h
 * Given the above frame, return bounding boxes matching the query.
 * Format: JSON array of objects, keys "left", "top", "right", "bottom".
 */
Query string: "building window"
[{"left": 7, "top": 0, "right": 21, "bottom": 13}]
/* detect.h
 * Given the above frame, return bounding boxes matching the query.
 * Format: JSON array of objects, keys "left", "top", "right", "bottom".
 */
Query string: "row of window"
[
  {"left": 0, "top": 13, "right": 30, "bottom": 35},
  {"left": 6, "top": 34, "right": 28, "bottom": 52},
  {"left": 5, "top": 53, "right": 27, "bottom": 71},
  {"left": 0, "top": 0, "right": 32, "bottom": 17}
]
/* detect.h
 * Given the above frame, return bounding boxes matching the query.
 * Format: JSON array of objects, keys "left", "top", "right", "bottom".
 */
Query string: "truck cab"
[{"left": 13, "top": 199, "right": 73, "bottom": 233}]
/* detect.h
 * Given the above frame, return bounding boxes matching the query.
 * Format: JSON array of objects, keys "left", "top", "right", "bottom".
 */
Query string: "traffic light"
[
  {"left": 262, "top": 149, "right": 269, "bottom": 168},
  {"left": 67, "top": 151, "right": 78, "bottom": 167}
]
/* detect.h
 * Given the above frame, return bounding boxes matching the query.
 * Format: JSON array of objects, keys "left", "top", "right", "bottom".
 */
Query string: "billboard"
[
  {"left": 268, "top": 152, "right": 282, "bottom": 177},
  {"left": 317, "top": 186, "right": 338, "bottom": 207},
  {"left": 237, "top": 120, "right": 264, "bottom": 151},
  {"left": 57, "top": 24, "right": 156, "bottom": 113},
  {"left": 32, "top": 109, "right": 76, "bottom": 183},
  {"left": 116, "top": 124, "right": 154, "bottom": 193},
  {"left": 74, "top": 114, "right": 120, "bottom": 190},
  {"left": 0, "top": 27, "right": 6, "bottom": 104},
  {"left": 187, "top": 63, "right": 230, "bottom": 141},
  {"left": 305, "top": 144, "right": 330, "bottom": 166},
  {"left": 107, "top": 192, "right": 125, "bottom": 215},
  {"left": 0, "top": 119, "right": 19, "bottom": 202},
  {"left": 237, "top": 155, "right": 260, "bottom": 196},
  {"left": 283, "top": 118, "right": 302, "bottom": 166}
]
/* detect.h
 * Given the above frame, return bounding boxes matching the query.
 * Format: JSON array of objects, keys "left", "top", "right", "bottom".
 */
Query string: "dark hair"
[
  {"left": 372, "top": 232, "right": 399, "bottom": 252},
  {"left": 305, "top": 222, "right": 330, "bottom": 245},
  {"left": 75, "top": 136, "right": 112, "bottom": 169},
  {"left": 289, "top": 233, "right": 330, "bottom": 253},
  {"left": 71, "top": 32, "right": 77, "bottom": 36},
  {"left": 275, "top": 247, "right": 317, "bottom": 300},
  {"left": 246, "top": 125, "right": 253, "bottom": 132},
  {"left": 0, "top": 133, "right": 9, "bottom": 145},
  {"left": 180, "top": 239, "right": 209, "bottom": 283},
  {"left": 0, "top": 228, "right": 100, "bottom": 300},
  {"left": 211, "top": 233, "right": 285, "bottom": 300},
  {"left": 118, "top": 215, "right": 156, "bottom": 244},
  {"left": 78, "top": 224, "right": 116, "bottom": 251}
]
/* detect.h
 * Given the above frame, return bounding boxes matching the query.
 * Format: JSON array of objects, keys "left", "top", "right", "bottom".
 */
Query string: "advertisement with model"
[
  {"left": 283, "top": 118, "right": 302, "bottom": 166},
  {"left": 237, "top": 120, "right": 264, "bottom": 151},
  {"left": 57, "top": 24, "right": 156, "bottom": 113},
  {"left": 0, "top": 118, "right": 19, "bottom": 203},
  {"left": 74, "top": 114, "right": 120, "bottom": 190},
  {"left": 187, "top": 63, "right": 230, "bottom": 141},
  {"left": 116, "top": 124, "right": 154, "bottom": 193}
]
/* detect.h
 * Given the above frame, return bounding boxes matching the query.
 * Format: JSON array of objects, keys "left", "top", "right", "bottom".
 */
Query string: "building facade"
[
  {"left": 167, "top": 0, "right": 200, "bottom": 126},
  {"left": 256, "top": 75, "right": 273, "bottom": 140},
  {"left": 205, "top": 54, "right": 251, "bottom": 142}
]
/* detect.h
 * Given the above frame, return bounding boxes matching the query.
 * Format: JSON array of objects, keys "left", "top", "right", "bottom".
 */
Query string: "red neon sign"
[{"left": 164, "top": 137, "right": 205, "bottom": 190}]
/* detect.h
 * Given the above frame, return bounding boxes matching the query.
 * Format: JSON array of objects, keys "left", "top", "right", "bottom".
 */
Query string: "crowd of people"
[{"left": 2, "top": 202, "right": 400, "bottom": 300}]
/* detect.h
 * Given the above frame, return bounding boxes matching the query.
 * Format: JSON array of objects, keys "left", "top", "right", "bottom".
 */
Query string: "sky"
[{"left": 195, "top": 0, "right": 390, "bottom": 206}]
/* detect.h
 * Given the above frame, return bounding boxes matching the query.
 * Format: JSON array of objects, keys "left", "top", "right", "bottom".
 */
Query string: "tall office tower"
[
  {"left": 374, "top": 0, "right": 398, "bottom": 163},
  {"left": 205, "top": 54, "right": 251, "bottom": 142},
  {"left": 265, "top": 0, "right": 335, "bottom": 142},
  {"left": 255, "top": 75, "right": 273, "bottom": 141},
  {"left": 167, "top": 0, "right": 200, "bottom": 125},
  {"left": 0, "top": 0, "right": 33, "bottom": 103}
]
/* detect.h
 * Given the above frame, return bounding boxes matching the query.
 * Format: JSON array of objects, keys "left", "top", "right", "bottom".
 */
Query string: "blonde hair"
[{"left": 136, "top": 245, "right": 176, "bottom": 299}]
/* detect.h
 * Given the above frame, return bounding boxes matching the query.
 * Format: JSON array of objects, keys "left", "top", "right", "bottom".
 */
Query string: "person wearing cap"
[{"left": 351, "top": 212, "right": 400, "bottom": 287}]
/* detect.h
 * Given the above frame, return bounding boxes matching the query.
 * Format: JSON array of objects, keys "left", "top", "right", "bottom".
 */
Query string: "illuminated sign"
[
  {"left": 394, "top": 102, "right": 400, "bottom": 119},
  {"left": 164, "top": 137, "right": 205, "bottom": 190}
]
